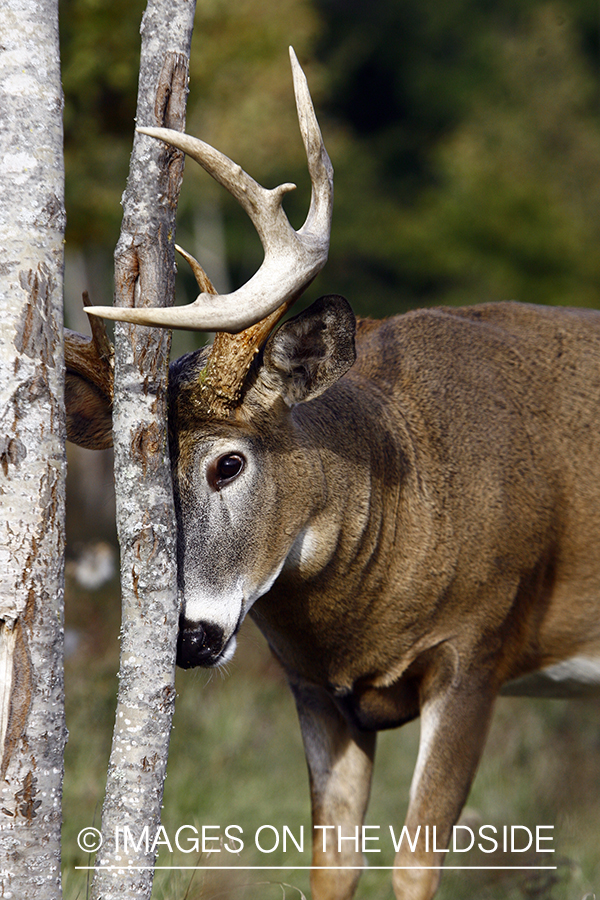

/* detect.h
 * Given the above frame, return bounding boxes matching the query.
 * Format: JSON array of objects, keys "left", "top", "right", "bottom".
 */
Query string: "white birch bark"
[
  {"left": 90, "top": 2, "right": 196, "bottom": 897},
  {"left": 0, "top": 1, "right": 66, "bottom": 899}
]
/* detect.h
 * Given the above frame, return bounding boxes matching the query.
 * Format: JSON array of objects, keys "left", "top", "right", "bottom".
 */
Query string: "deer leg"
[
  {"left": 392, "top": 679, "right": 497, "bottom": 900},
  {"left": 291, "top": 681, "right": 376, "bottom": 900}
]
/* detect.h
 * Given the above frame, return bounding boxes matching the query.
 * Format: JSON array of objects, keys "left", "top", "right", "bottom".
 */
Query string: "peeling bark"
[
  {"left": 90, "top": 3, "right": 196, "bottom": 899},
  {"left": 0, "top": 1, "right": 66, "bottom": 898}
]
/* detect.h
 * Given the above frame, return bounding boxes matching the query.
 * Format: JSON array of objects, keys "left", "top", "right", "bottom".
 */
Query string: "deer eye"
[{"left": 209, "top": 453, "right": 246, "bottom": 491}]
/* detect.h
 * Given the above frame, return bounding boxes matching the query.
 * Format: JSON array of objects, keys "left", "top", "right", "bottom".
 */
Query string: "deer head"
[{"left": 67, "top": 48, "right": 357, "bottom": 667}]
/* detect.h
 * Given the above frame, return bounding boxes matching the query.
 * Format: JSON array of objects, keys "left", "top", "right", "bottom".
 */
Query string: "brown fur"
[{"left": 67, "top": 298, "right": 600, "bottom": 900}]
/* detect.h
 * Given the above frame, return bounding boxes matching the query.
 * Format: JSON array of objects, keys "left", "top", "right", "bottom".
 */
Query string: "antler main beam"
[{"left": 84, "top": 48, "right": 333, "bottom": 333}]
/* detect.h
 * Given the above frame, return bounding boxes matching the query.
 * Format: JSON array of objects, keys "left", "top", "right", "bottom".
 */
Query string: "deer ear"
[
  {"left": 65, "top": 372, "right": 113, "bottom": 449},
  {"left": 64, "top": 324, "right": 114, "bottom": 449},
  {"left": 261, "top": 294, "right": 356, "bottom": 406}
]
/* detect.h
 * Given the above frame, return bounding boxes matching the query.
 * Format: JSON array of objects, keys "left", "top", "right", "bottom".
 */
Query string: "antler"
[
  {"left": 171, "top": 243, "right": 298, "bottom": 415},
  {"left": 84, "top": 47, "right": 333, "bottom": 334}
]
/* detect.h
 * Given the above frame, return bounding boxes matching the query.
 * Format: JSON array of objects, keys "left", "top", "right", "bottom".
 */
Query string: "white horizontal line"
[{"left": 76, "top": 865, "right": 558, "bottom": 871}]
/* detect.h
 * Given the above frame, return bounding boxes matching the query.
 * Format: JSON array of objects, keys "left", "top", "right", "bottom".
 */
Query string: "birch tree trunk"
[
  {"left": 90, "top": 2, "right": 196, "bottom": 898},
  {"left": 0, "top": 1, "right": 66, "bottom": 899}
]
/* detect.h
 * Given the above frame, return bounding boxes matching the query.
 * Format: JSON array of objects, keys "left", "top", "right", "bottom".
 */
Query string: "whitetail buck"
[{"left": 65, "top": 49, "right": 600, "bottom": 900}]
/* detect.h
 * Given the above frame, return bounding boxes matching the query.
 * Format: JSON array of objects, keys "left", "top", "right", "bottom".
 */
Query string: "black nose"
[{"left": 177, "top": 621, "right": 226, "bottom": 668}]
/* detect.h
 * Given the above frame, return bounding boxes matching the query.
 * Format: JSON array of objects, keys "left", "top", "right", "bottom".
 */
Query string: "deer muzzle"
[{"left": 177, "top": 620, "right": 236, "bottom": 669}]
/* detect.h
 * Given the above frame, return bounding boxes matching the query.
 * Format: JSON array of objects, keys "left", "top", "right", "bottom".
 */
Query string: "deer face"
[
  {"left": 173, "top": 426, "right": 305, "bottom": 667},
  {"left": 169, "top": 295, "right": 356, "bottom": 668}
]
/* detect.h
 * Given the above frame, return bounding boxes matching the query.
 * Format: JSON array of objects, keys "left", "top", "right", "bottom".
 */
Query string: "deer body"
[
  {"left": 165, "top": 299, "right": 600, "bottom": 900},
  {"left": 66, "top": 54, "right": 600, "bottom": 900}
]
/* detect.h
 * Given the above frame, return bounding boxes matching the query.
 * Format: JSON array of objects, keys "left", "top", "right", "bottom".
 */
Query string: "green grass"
[{"left": 62, "top": 571, "right": 600, "bottom": 900}]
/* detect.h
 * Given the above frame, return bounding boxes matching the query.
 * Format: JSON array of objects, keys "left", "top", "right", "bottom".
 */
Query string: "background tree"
[
  {"left": 0, "top": 1, "right": 67, "bottom": 898},
  {"left": 87, "top": 2, "right": 196, "bottom": 899}
]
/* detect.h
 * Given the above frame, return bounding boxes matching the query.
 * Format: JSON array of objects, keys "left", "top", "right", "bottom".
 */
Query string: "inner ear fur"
[{"left": 261, "top": 294, "right": 357, "bottom": 406}]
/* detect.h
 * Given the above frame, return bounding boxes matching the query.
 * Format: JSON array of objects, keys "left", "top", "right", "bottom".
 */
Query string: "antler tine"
[
  {"left": 289, "top": 47, "right": 334, "bottom": 241},
  {"left": 175, "top": 244, "right": 218, "bottom": 296},
  {"left": 84, "top": 49, "right": 333, "bottom": 334}
]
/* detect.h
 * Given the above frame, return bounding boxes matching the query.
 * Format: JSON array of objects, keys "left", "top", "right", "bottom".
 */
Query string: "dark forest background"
[{"left": 61, "top": 0, "right": 600, "bottom": 324}]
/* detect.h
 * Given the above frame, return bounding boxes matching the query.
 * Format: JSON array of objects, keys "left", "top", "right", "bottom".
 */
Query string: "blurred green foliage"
[
  {"left": 61, "top": 0, "right": 146, "bottom": 245},
  {"left": 60, "top": 0, "right": 600, "bottom": 320},
  {"left": 315, "top": 0, "right": 600, "bottom": 314}
]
